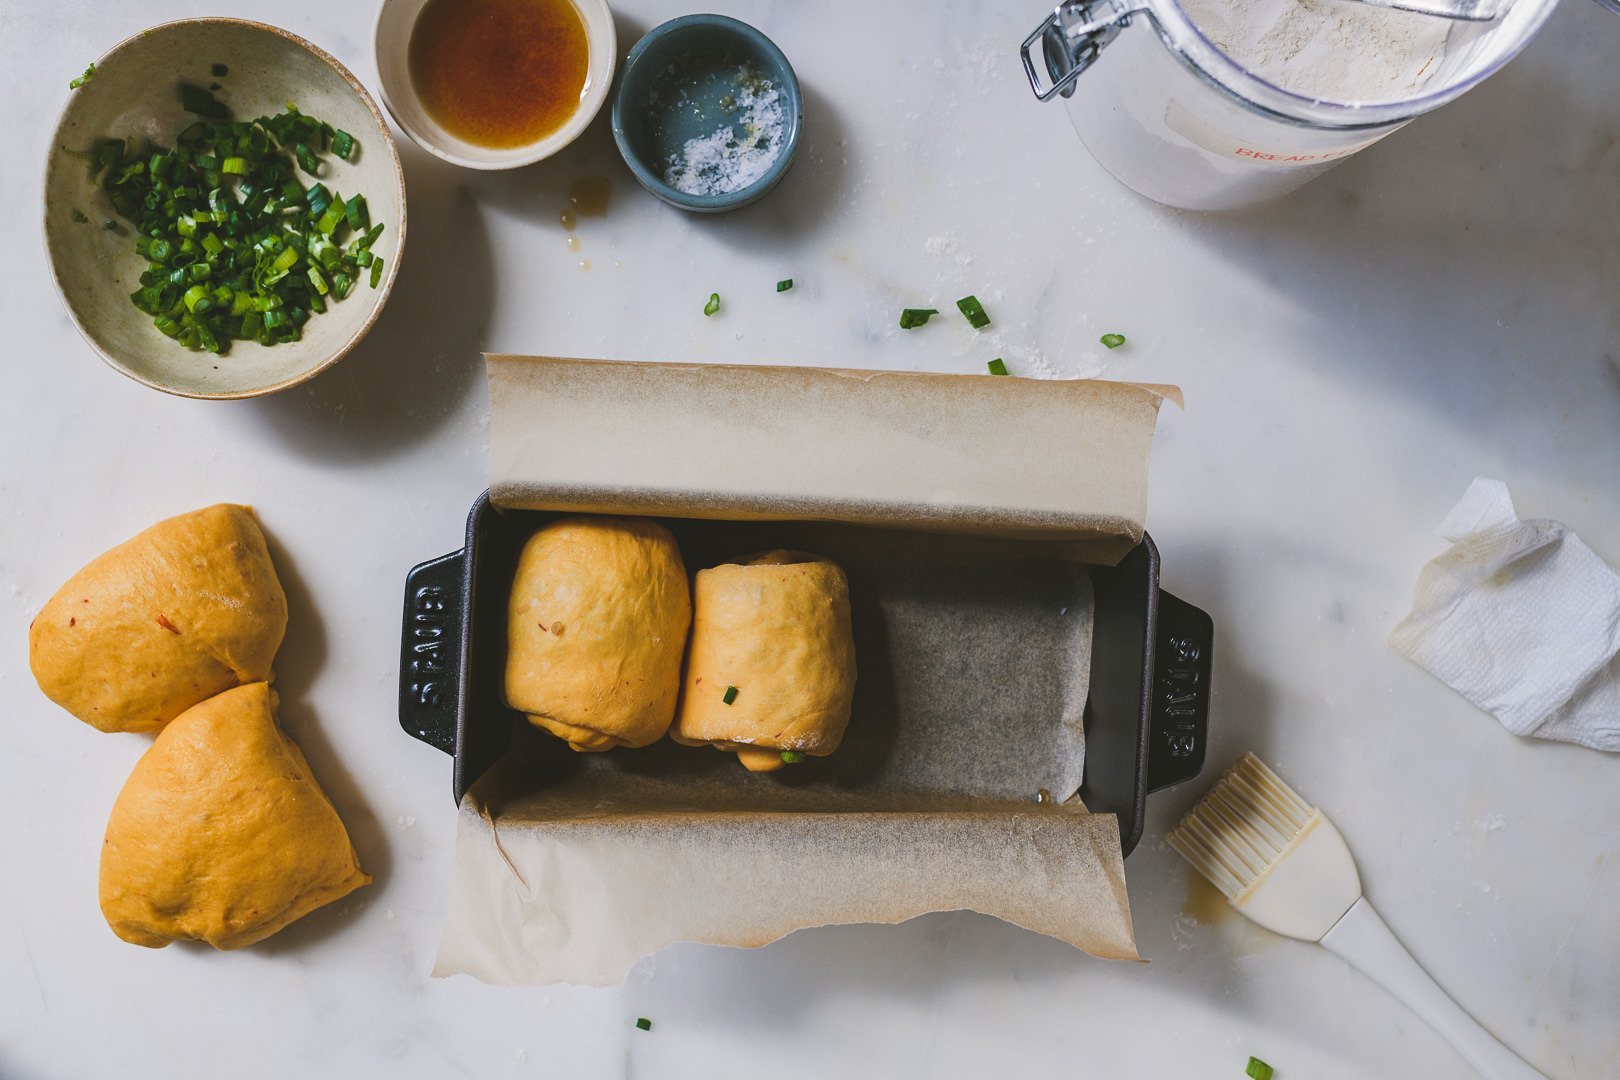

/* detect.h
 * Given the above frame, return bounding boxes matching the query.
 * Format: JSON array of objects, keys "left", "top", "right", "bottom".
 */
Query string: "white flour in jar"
[{"left": 1177, "top": 0, "right": 1451, "bottom": 101}]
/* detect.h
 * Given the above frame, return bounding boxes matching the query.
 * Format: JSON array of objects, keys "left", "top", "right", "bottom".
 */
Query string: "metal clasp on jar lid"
[{"left": 1021, "top": 0, "right": 1145, "bottom": 101}]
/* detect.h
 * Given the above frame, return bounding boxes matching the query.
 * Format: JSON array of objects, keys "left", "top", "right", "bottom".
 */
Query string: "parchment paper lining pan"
[{"left": 397, "top": 357, "right": 1211, "bottom": 985}]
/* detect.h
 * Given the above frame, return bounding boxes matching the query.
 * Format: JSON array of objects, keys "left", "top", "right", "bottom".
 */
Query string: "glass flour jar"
[{"left": 1022, "top": 0, "right": 1563, "bottom": 210}]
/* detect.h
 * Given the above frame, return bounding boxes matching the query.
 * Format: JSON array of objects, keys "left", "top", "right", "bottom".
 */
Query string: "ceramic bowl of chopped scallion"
[{"left": 44, "top": 18, "right": 406, "bottom": 399}]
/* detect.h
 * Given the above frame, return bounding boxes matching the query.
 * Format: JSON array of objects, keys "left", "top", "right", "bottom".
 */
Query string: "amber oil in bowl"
[
  {"left": 409, "top": 0, "right": 587, "bottom": 149},
  {"left": 374, "top": 0, "right": 616, "bottom": 168}
]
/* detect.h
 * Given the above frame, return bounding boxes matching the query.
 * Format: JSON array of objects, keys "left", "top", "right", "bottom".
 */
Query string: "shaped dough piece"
[
  {"left": 99, "top": 682, "right": 370, "bottom": 950},
  {"left": 673, "top": 551, "right": 857, "bottom": 772},
  {"left": 29, "top": 504, "right": 287, "bottom": 733},
  {"left": 504, "top": 516, "right": 692, "bottom": 752}
]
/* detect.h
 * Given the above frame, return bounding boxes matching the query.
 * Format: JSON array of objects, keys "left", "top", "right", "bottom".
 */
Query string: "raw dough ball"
[
  {"left": 673, "top": 550, "right": 857, "bottom": 772},
  {"left": 28, "top": 504, "right": 287, "bottom": 733},
  {"left": 99, "top": 682, "right": 370, "bottom": 950},
  {"left": 504, "top": 515, "right": 691, "bottom": 751}
]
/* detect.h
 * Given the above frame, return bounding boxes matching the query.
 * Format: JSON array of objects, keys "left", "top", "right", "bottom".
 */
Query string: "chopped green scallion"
[
  {"left": 345, "top": 194, "right": 369, "bottom": 231},
  {"left": 635, "top": 1018, "right": 652, "bottom": 1032},
  {"left": 71, "top": 209, "right": 89, "bottom": 224},
  {"left": 331, "top": 129, "right": 356, "bottom": 161},
  {"left": 315, "top": 196, "right": 346, "bottom": 235},
  {"left": 182, "top": 283, "right": 214, "bottom": 314},
  {"left": 70, "top": 64, "right": 95, "bottom": 89},
  {"left": 899, "top": 307, "right": 938, "bottom": 329},
  {"left": 91, "top": 139, "right": 123, "bottom": 180},
  {"left": 722, "top": 686, "right": 739, "bottom": 705},
  {"left": 704, "top": 292, "right": 721, "bottom": 316},
  {"left": 179, "top": 83, "right": 229, "bottom": 119},
  {"left": 986, "top": 358, "right": 1008, "bottom": 376},
  {"left": 1245, "top": 1057, "right": 1274, "bottom": 1080},
  {"left": 75, "top": 99, "right": 384, "bottom": 354},
  {"left": 1100, "top": 333, "right": 1126, "bottom": 349},
  {"left": 956, "top": 295, "right": 990, "bottom": 329},
  {"left": 776, "top": 278, "right": 793, "bottom": 292},
  {"left": 780, "top": 751, "right": 805, "bottom": 764},
  {"left": 353, "top": 222, "right": 384, "bottom": 252}
]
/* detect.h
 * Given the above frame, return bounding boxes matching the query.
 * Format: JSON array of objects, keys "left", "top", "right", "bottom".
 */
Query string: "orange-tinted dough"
[
  {"left": 504, "top": 515, "right": 691, "bottom": 751},
  {"left": 29, "top": 504, "right": 287, "bottom": 733},
  {"left": 673, "top": 550, "right": 856, "bottom": 772},
  {"left": 99, "top": 682, "right": 369, "bottom": 950}
]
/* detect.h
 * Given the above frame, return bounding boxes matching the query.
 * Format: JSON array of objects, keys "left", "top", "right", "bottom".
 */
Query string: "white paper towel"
[{"left": 1390, "top": 478, "right": 1620, "bottom": 752}]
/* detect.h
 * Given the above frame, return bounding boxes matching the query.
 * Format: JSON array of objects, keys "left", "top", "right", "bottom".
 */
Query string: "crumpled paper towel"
[{"left": 1389, "top": 477, "right": 1620, "bottom": 752}]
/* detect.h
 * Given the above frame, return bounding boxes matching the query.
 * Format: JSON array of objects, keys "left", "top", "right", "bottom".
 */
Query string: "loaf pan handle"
[
  {"left": 1145, "top": 589, "right": 1212, "bottom": 793},
  {"left": 399, "top": 549, "right": 465, "bottom": 755}
]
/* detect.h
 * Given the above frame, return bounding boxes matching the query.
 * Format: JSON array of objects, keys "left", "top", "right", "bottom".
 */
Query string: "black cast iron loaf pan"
[{"left": 399, "top": 492, "right": 1212, "bottom": 856}]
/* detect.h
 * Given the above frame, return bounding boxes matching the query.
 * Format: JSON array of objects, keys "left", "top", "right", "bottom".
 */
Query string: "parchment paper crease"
[
  {"left": 486, "top": 355, "right": 1177, "bottom": 563},
  {"left": 434, "top": 761, "right": 1139, "bottom": 987}
]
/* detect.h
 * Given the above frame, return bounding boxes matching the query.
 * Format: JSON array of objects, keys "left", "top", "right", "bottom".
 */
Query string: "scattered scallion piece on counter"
[
  {"left": 635, "top": 1018, "right": 652, "bottom": 1032},
  {"left": 722, "top": 685, "right": 739, "bottom": 705},
  {"left": 704, "top": 292, "right": 721, "bottom": 316},
  {"left": 986, "top": 358, "right": 1008, "bottom": 376},
  {"left": 69, "top": 64, "right": 95, "bottom": 89},
  {"left": 74, "top": 92, "right": 384, "bottom": 355},
  {"left": 776, "top": 278, "right": 793, "bottom": 292},
  {"left": 1245, "top": 1056, "right": 1274, "bottom": 1080},
  {"left": 212, "top": 63, "right": 229, "bottom": 77},
  {"left": 780, "top": 750, "right": 805, "bottom": 764},
  {"left": 899, "top": 307, "right": 938, "bottom": 329},
  {"left": 1100, "top": 332, "right": 1126, "bottom": 349},
  {"left": 71, "top": 209, "right": 89, "bottom": 224},
  {"left": 956, "top": 294, "right": 990, "bottom": 329}
]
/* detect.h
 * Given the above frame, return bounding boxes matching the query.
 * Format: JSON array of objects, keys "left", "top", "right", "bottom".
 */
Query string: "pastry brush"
[{"left": 1168, "top": 753, "right": 1547, "bottom": 1080}]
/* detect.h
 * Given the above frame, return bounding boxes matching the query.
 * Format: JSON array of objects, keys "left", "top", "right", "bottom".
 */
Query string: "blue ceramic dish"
[{"left": 611, "top": 14, "right": 802, "bottom": 213}]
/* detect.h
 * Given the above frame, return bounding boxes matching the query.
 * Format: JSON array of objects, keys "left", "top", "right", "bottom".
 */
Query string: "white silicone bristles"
[{"left": 1168, "top": 752, "right": 1316, "bottom": 899}]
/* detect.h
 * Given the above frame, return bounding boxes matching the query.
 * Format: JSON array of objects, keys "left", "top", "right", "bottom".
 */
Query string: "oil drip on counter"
[
  {"left": 559, "top": 177, "right": 608, "bottom": 270},
  {"left": 647, "top": 59, "right": 786, "bottom": 196},
  {"left": 408, "top": 0, "right": 589, "bottom": 149},
  {"left": 559, "top": 176, "right": 611, "bottom": 230}
]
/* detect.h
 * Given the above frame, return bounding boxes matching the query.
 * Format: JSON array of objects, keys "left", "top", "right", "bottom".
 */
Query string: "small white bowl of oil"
[{"left": 374, "top": 0, "right": 615, "bottom": 170}]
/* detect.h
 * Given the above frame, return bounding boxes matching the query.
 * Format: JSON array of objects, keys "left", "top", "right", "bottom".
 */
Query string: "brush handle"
[{"left": 1320, "top": 898, "right": 1548, "bottom": 1080}]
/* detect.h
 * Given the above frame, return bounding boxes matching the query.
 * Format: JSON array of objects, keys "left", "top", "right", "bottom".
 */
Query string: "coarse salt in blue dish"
[{"left": 611, "top": 14, "right": 802, "bottom": 213}]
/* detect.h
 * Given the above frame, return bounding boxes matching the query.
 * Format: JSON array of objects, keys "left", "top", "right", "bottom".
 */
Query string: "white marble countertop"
[{"left": 4, "top": 0, "right": 1618, "bottom": 1076}]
